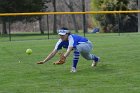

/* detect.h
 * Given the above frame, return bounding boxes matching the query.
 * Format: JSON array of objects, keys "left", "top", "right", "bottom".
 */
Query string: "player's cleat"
[
  {"left": 70, "top": 67, "right": 77, "bottom": 73},
  {"left": 91, "top": 57, "right": 100, "bottom": 67}
]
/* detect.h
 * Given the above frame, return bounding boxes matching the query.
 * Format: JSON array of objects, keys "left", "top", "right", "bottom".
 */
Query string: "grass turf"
[{"left": 0, "top": 33, "right": 140, "bottom": 93}]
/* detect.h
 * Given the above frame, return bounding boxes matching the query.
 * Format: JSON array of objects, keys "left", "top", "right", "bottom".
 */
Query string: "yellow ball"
[{"left": 26, "top": 49, "right": 32, "bottom": 55}]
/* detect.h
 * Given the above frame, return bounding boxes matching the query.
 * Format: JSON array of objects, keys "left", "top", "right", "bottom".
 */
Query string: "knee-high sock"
[{"left": 73, "top": 51, "right": 80, "bottom": 68}]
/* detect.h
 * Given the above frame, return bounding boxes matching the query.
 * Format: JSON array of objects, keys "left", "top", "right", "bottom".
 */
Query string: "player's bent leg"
[
  {"left": 91, "top": 56, "right": 100, "bottom": 67},
  {"left": 81, "top": 53, "right": 100, "bottom": 67}
]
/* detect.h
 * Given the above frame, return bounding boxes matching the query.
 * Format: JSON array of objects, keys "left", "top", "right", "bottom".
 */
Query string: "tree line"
[
  {"left": 0, "top": 0, "right": 90, "bottom": 35},
  {"left": 91, "top": 0, "right": 138, "bottom": 33},
  {"left": 0, "top": 0, "right": 139, "bottom": 35},
  {"left": 0, "top": 0, "right": 51, "bottom": 34}
]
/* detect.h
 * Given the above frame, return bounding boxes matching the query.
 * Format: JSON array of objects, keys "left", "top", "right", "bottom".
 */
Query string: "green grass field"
[{"left": 0, "top": 33, "right": 140, "bottom": 93}]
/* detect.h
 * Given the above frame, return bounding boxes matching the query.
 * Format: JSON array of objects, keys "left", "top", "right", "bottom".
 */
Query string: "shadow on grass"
[
  {"left": 76, "top": 63, "right": 116, "bottom": 75},
  {"left": 1, "top": 33, "right": 56, "bottom": 37},
  {"left": 0, "top": 33, "right": 59, "bottom": 42}
]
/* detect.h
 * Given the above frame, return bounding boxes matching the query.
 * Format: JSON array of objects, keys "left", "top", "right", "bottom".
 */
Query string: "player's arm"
[
  {"left": 63, "top": 47, "right": 73, "bottom": 57},
  {"left": 53, "top": 47, "right": 73, "bottom": 65},
  {"left": 37, "top": 39, "right": 62, "bottom": 64},
  {"left": 53, "top": 36, "right": 74, "bottom": 65},
  {"left": 43, "top": 49, "right": 58, "bottom": 63},
  {"left": 37, "top": 49, "right": 58, "bottom": 64},
  {"left": 63, "top": 35, "right": 74, "bottom": 57}
]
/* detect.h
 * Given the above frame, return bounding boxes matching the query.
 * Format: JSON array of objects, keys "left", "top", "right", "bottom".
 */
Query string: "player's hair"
[
  {"left": 60, "top": 27, "right": 71, "bottom": 35},
  {"left": 60, "top": 27, "right": 69, "bottom": 30}
]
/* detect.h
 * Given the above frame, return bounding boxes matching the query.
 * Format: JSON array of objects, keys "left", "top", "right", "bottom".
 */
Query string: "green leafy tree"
[
  {"left": 0, "top": 0, "right": 50, "bottom": 34},
  {"left": 91, "top": 0, "right": 138, "bottom": 33}
]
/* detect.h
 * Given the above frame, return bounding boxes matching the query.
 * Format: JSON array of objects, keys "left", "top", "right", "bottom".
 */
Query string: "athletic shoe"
[
  {"left": 91, "top": 57, "right": 100, "bottom": 67},
  {"left": 70, "top": 67, "right": 77, "bottom": 72}
]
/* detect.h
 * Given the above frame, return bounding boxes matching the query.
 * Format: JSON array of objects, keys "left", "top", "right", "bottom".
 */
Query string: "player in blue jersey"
[{"left": 37, "top": 27, "right": 100, "bottom": 72}]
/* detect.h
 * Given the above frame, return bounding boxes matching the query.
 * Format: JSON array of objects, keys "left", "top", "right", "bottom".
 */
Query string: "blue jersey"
[
  {"left": 55, "top": 40, "right": 69, "bottom": 50},
  {"left": 69, "top": 34, "right": 88, "bottom": 48},
  {"left": 54, "top": 34, "right": 88, "bottom": 50},
  {"left": 54, "top": 34, "right": 90, "bottom": 69}
]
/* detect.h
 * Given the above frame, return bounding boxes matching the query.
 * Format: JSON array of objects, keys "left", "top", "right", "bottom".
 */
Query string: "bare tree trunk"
[
  {"left": 82, "top": 0, "right": 88, "bottom": 34},
  {"left": 39, "top": 17, "right": 45, "bottom": 34},
  {"left": 63, "top": 0, "right": 78, "bottom": 33},
  {"left": 71, "top": 13, "right": 79, "bottom": 33},
  {"left": 138, "top": 0, "right": 140, "bottom": 32},
  {"left": 2, "top": 20, "right": 7, "bottom": 34},
  {"left": 52, "top": 0, "right": 57, "bottom": 34}
]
